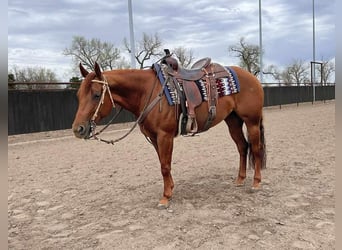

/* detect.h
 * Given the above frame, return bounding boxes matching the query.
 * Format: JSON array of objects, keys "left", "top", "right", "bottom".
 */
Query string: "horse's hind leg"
[
  {"left": 225, "top": 112, "right": 248, "bottom": 186},
  {"left": 245, "top": 118, "right": 264, "bottom": 189}
]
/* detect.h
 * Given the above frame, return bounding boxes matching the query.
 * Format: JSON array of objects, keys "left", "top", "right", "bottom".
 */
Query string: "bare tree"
[
  {"left": 124, "top": 32, "right": 163, "bottom": 69},
  {"left": 63, "top": 36, "right": 124, "bottom": 72},
  {"left": 172, "top": 47, "right": 195, "bottom": 68},
  {"left": 289, "top": 60, "right": 309, "bottom": 84},
  {"left": 9, "top": 65, "right": 59, "bottom": 89},
  {"left": 10, "top": 65, "right": 58, "bottom": 82},
  {"left": 317, "top": 60, "right": 335, "bottom": 84},
  {"left": 115, "top": 58, "right": 131, "bottom": 69},
  {"left": 262, "top": 64, "right": 282, "bottom": 83},
  {"left": 279, "top": 67, "right": 295, "bottom": 85},
  {"left": 278, "top": 60, "right": 309, "bottom": 85},
  {"left": 229, "top": 37, "right": 261, "bottom": 74}
]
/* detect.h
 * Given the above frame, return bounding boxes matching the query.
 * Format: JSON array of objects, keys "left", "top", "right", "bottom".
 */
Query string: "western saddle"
[{"left": 161, "top": 49, "right": 230, "bottom": 135}]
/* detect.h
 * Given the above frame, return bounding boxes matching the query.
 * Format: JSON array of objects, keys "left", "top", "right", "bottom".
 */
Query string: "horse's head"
[{"left": 72, "top": 62, "right": 114, "bottom": 139}]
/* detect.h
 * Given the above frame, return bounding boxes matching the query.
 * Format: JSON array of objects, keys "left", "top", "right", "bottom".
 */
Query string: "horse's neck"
[{"left": 106, "top": 69, "right": 154, "bottom": 116}]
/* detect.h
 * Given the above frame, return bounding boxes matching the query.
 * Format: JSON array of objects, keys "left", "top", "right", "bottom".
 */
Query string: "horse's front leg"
[{"left": 151, "top": 133, "right": 174, "bottom": 209}]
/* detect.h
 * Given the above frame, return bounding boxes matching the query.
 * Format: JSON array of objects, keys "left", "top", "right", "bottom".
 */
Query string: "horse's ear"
[
  {"left": 94, "top": 62, "right": 102, "bottom": 78},
  {"left": 79, "top": 63, "right": 89, "bottom": 77}
]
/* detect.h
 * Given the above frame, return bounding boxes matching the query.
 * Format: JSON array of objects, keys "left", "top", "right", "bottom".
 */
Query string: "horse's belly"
[{"left": 195, "top": 96, "right": 234, "bottom": 130}]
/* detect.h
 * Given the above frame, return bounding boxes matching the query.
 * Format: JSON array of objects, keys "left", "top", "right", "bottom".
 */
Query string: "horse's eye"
[{"left": 93, "top": 92, "right": 101, "bottom": 100}]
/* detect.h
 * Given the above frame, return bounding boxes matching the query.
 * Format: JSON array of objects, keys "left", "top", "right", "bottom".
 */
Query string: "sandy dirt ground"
[{"left": 8, "top": 101, "right": 335, "bottom": 250}]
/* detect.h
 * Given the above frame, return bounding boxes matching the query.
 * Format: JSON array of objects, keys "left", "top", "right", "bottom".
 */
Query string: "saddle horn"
[
  {"left": 162, "top": 49, "right": 178, "bottom": 71},
  {"left": 164, "top": 49, "right": 171, "bottom": 56}
]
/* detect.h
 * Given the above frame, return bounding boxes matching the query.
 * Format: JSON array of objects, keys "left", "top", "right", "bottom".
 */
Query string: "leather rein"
[{"left": 88, "top": 72, "right": 167, "bottom": 145}]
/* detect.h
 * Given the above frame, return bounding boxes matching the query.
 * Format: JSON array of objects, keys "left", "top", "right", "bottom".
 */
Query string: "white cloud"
[
  {"left": 8, "top": 0, "right": 335, "bottom": 82},
  {"left": 8, "top": 48, "right": 73, "bottom": 81}
]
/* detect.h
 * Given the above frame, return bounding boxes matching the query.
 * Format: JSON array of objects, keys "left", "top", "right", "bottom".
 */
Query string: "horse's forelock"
[
  {"left": 77, "top": 72, "right": 96, "bottom": 97},
  {"left": 83, "top": 72, "right": 96, "bottom": 87}
]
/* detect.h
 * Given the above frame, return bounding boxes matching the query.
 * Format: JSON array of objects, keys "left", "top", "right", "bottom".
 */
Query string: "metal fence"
[
  {"left": 263, "top": 84, "right": 335, "bottom": 107},
  {"left": 8, "top": 87, "right": 136, "bottom": 135},
  {"left": 8, "top": 83, "right": 335, "bottom": 135}
]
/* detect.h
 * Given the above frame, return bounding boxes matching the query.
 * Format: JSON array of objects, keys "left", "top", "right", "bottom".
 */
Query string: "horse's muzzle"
[{"left": 72, "top": 121, "right": 92, "bottom": 139}]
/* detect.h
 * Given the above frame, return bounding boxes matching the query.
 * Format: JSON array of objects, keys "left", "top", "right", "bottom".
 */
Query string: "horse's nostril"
[{"left": 78, "top": 125, "right": 85, "bottom": 135}]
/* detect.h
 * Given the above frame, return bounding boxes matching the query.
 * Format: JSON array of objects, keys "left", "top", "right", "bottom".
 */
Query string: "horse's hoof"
[
  {"left": 157, "top": 198, "right": 170, "bottom": 209},
  {"left": 235, "top": 179, "right": 245, "bottom": 187},
  {"left": 157, "top": 203, "right": 169, "bottom": 210},
  {"left": 251, "top": 184, "right": 262, "bottom": 191}
]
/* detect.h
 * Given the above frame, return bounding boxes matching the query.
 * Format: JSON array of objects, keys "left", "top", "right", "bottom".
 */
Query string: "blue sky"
[{"left": 8, "top": 0, "right": 335, "bottom": 81}]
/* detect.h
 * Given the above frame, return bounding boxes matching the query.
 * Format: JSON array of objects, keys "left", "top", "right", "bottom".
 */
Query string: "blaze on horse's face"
[{"left": 72, "top": 63, "right": 112, "bottom": 139}]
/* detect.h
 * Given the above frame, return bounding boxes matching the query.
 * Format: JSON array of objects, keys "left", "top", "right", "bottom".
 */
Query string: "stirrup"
[{"left": 186, "top": 116, "right": 198, "bottom": 133}]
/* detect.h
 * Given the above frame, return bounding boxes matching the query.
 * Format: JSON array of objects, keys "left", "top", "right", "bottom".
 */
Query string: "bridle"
[
  {"left": 91, "top": 75, "right": 116, "bottom": 122},
  {"left": 87, "top": 70, "right": 168, "bottom": 145},
  {"left": 88, "top": 75, "right": 121, "bottom": 141}
]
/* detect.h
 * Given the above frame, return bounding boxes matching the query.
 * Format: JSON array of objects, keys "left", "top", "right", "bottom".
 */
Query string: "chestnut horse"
[{"left": 72, "top": 61, "right": 266, "bottom": 208}]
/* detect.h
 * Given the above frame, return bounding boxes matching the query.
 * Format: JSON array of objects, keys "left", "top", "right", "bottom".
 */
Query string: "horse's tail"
[
  {"left": 259, "top": 117, "right": 267, "bottom": 169},
  {"left": 248, "top": 116, "right": 267, "bottom": 169}
]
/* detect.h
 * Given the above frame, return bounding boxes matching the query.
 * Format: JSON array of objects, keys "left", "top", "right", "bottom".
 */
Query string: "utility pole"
[
  {"left": 258, "top": 0, "right": 263, "bottom": 84},
  {"left": 128, "top": 0, "right": 136, "bottom": 69},
  {"left": 312, "top": 0, "right": 316, "bottom": 102}
]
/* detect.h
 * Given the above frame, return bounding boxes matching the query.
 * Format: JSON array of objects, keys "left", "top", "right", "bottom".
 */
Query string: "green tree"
[
  {"left": 8, "top": 73, "right": 15, "bottom": 82},
  {"left": 8, "top": 73, "right": 15, "bottom": 90},
  {"left": 69, "top": 76, "right": 81, "bottom": 82},
  {"left": 69, "top": 76, "right": 82, "bottom": 89}
]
